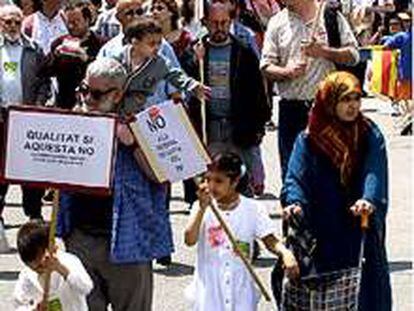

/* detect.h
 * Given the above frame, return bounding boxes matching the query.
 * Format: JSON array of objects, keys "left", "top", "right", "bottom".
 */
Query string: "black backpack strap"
[{"left": 324, "top": 4, "right": 341, "bottom": 48}]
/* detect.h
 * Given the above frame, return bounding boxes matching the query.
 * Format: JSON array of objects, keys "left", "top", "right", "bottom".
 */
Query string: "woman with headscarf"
[{"left": 281, "top": 71, "right": 392, "bottom": 310}]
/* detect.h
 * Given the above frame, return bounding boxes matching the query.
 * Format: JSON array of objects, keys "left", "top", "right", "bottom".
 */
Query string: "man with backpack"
[{"left": 260, "top": 0, "right": 359, "bottom": 182}]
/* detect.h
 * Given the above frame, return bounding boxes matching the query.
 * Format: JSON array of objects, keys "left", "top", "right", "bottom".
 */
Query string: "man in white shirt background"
[{"left": 22, "top": 0, "right": 68, "bottom": 54}]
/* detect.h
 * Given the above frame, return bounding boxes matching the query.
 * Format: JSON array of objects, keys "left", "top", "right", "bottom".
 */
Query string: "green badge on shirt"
[
  {"left": 48, "top": 298, "right": 63, "bottom": 311},
  {"left": 235, "top": 240, "right": 250, "bottom": 258},
  {"left": 4, "top": 61, "right": 18, "bottom": 74}
]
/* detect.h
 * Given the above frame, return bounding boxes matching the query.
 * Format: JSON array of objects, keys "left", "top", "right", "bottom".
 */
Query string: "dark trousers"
[
  {"left": 66, "top": 229, "right": 153, "bottom": 311},
  {"left": 278, "top": 99, "right": 312, "bottom": 182},
  {"left": 0, "top": 184, "right": 44, "bottom": 219}
]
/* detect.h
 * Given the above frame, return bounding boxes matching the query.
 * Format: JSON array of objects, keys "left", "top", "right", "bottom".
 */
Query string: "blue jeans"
[{"left": 278, "top": 99, "right": 312, "bottom": 182}]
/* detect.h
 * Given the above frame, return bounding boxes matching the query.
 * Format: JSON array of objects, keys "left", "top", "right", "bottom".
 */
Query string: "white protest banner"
[
  {"left": 4, "top": 106, "right": 117, "bottom": 191},
  {"left": 129, "top": 101, "right": 210, "bottom": 183}
]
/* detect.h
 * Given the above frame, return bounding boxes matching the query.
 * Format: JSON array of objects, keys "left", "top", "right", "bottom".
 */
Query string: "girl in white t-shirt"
[{"left": 184, "top": 152, "right": 298, "bottom": 311}]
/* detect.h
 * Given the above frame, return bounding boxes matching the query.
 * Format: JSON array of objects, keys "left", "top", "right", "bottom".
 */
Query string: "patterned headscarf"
[{"left": 307, "top": 71, "right": 369, "bottom": 188}]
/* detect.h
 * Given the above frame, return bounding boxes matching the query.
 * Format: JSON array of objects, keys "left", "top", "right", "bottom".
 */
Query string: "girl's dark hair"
[
  {"left": 153, "top": 0, "right": 180, "bottom": 31},
  {"left": 209, "top": 152, "right": 249, "bottom": 192},
  {"left": 17, "top": 221, "right": 50, "bottom": 265},
  {"left": 31, "top": 0, "right": 44, "bottom": 12},
  {"left": 124, "top": 18, "right": 162, "bottom": 43}
]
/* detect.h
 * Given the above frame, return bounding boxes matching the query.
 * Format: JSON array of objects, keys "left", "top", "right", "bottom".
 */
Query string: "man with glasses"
[
  {"left": 0, "top": 4, "right": 51, "bottom": 227},
  {"left": 184, "top": 2, "right": 270, "bottom": 194},
  {"left": 57, "top": 57, "right": 170, "bottom": 310}
]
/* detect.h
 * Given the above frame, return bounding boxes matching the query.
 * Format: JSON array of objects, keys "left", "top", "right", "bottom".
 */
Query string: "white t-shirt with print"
[{"left": 187, "top": 195, "right": 275, "bottom": 311}]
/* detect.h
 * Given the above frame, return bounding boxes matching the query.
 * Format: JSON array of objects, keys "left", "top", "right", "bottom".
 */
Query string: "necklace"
[{"left": 217, "top": 196, "right": 241, "bottom": 211}]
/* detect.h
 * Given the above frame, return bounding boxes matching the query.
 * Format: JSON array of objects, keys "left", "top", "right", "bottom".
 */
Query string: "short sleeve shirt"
[
  {"left": 188, "top": 196, "right": 275, "bottom": 311},
  {"left": 260, "top": 7, "right": 358, "bottom": 100}
]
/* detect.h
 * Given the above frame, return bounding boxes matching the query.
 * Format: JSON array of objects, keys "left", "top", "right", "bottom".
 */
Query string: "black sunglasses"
[
  {"left": 123, "top": 7, "right": 145, "bottom": 17},
  {"left": 78, "top": 82, "right": 118, "bottom": 101},
  {"left": 2, "top": 19, "right": 22, "bottom": 26},
  {"left": 151, "top": 4, "right": 166, "bottom": 12}
]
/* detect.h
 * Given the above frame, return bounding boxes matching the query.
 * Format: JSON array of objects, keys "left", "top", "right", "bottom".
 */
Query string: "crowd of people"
[{"left": 0, "top": 0, "right": 411, "bottom": 310}]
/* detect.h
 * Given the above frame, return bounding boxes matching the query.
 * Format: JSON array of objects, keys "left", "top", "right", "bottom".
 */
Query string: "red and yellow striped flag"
[{"left": 369, "top": 46, "right": 399, "bottom": 99}]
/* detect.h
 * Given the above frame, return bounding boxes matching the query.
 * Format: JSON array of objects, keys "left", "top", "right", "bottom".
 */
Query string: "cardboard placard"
[
  {"left": 3, "top": 106, "right": 117, "bottom": 192},
  {"left": 129, "top": 101, "right": 210, "bottom": 183}
]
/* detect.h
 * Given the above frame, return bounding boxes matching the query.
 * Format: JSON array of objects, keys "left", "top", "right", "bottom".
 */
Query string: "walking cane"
[
  {"left": 310, "top": 0, "right": 326, "bottom": 41},
  {"left": 41, "top": 189, "right": 60, "bottom": 311},
  {"left": 358, "top": 211, "right": 369, "bottom": 270},
  {"left": 195, "top": 45, "right": 208, "bottom": 145}
]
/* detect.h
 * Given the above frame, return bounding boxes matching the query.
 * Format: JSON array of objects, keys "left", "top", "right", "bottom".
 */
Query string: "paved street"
[{"left": 0, "top": 97, "right": 412, "bottom": 310}]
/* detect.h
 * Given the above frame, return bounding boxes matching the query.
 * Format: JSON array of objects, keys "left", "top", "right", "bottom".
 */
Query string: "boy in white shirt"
[{"left": 13, "top": 221, "right": 93, "bottom": 311}]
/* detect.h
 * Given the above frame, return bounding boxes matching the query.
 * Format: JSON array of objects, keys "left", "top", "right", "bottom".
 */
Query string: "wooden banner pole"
[
  {"left": 199, "top": 58, "right": 208, "bottom": 145},
  {"left": 41, "top": 189, "right": 60, "bottom": 310}
]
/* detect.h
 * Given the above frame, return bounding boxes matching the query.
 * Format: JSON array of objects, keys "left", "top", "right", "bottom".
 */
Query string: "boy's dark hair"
[
  {"left": 124, "top": 18, "right": 162, "bottom": 43},
  {"left": 90, "top": 0, "right": 102, "bottom": 8},
  {"left": 17, "top": 221, "right": 49, "bottom": 265}
]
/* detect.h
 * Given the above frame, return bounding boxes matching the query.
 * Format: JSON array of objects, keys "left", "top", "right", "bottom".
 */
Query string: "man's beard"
[
  {"left": 98, "top": 98, "right": 116, "bottom": 113},
  {"left": 4, "top": 32, "right": 20, "bottom": 42},
  {"left": 211, "top": 31, "right": 229, "bottom": 43},
  {"left": 84, "top": 98, "right": 116, "bottom": 113}
]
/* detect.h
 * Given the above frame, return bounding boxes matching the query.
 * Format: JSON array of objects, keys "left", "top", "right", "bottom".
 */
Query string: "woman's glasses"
[{"left": 123, "top": 7, "right": 145, "bottom": 18}]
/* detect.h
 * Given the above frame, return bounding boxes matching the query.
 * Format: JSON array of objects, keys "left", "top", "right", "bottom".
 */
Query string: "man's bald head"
[
  {"left": 206, "top": 2, "right": 232, "bottom": 44},
  {"left": 206, "top": 1, "right": 232, "bottom": 19}
]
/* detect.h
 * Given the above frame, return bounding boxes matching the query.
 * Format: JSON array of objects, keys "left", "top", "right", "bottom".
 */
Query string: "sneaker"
[
  {"left": 265, "top": 121, "right": 277, "bottom": 131},
  {"left": 183, "top": 203, "right": 193, "bottom": 215},
  {"left": 0, "top": 218, "right": 10, "bottom": 253},
  {"left": 252, "top": 241, "right": 261, "bottom": 260},
  {"left": 156, "top": 256, "right": 172, "bottom": 266},
  {"left": 42, "top": 189, "right": 55, "bottom": 203}
]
